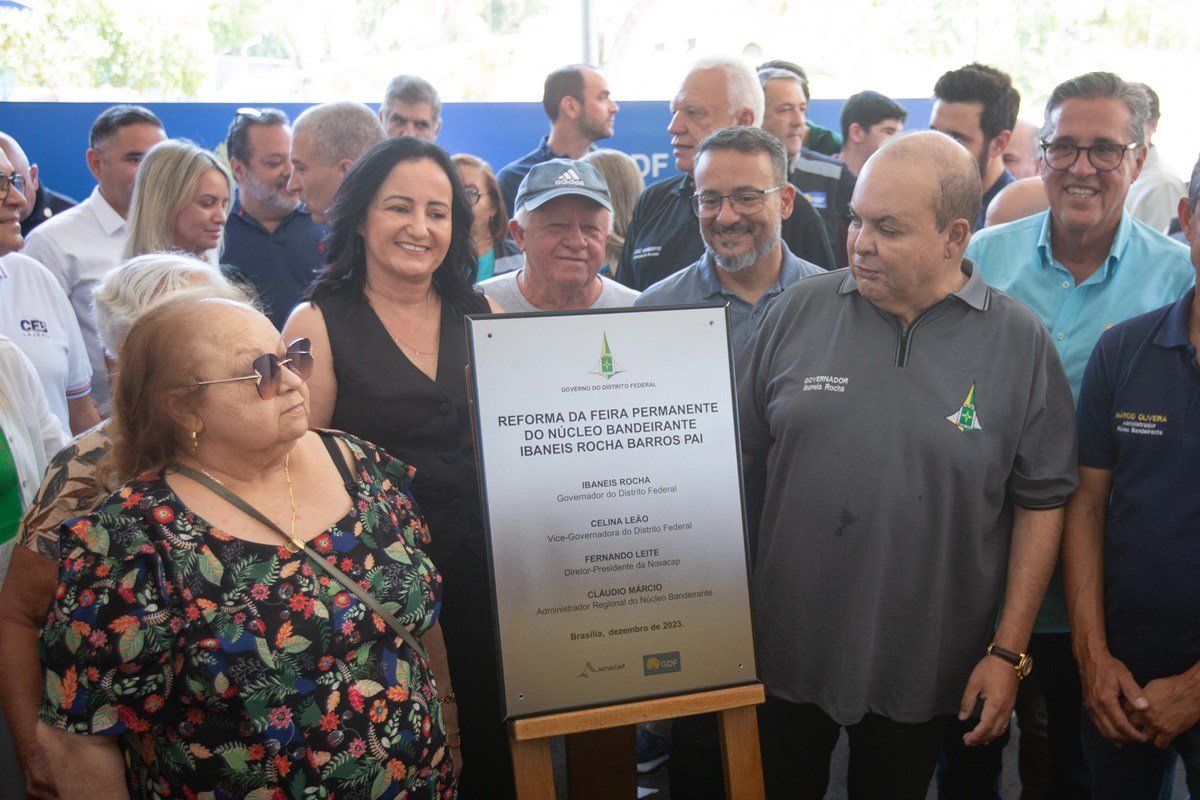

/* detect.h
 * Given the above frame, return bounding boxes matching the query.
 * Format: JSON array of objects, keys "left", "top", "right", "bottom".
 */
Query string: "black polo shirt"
[
  {"left": 616, "top": 173, "right": 836, "bottom": 291},
  {"left": 790, "top": 148, "right": 856, "bottom": 267},
  {"left": 221, "top": 195, "right": 326, "bottom": 329}
]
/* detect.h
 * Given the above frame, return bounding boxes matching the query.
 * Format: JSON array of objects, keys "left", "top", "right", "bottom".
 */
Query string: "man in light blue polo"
[
  {"left": 635, "top": 126, "right": 824, "bottom": 363},
  {"left": 964, "top": 70, "right": 1194, "bottom": 799}
]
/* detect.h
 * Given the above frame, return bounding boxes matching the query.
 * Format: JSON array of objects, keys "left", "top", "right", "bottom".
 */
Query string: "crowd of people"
[{"left": 0, "top": 53, "right": 1195, "bottom": 800}]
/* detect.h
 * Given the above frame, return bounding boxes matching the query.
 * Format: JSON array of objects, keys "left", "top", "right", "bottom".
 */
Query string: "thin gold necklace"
[
  {"left": 367, "top": 287, "right": 441, "bottom": 356},
  {"left": 197, "top": 453, "right": 296, "bottom": 541}
]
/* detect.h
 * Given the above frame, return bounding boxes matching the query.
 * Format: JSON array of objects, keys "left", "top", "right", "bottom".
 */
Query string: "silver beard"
[{"left": 705, "top": 220, "right": 782, "bottom": 273}]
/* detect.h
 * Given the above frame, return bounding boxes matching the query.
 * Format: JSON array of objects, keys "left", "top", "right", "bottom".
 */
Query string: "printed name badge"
[{"left": 804, "top": 191, "right": 828, "bottom": 210}]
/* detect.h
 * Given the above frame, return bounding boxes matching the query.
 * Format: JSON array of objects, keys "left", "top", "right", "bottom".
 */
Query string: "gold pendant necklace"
[{"left": 197, "top": 454, "right": 299, "bottom": 548}]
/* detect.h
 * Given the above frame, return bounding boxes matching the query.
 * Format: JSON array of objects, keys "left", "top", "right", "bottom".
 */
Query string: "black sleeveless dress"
[{"left": 317, "top": 285, "right": 515, "bottom": 798}]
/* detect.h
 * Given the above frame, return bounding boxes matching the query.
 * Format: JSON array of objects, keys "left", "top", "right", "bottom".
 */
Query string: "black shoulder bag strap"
[{"left": 170, "top": 463, "right": 430, "bottom": 663}]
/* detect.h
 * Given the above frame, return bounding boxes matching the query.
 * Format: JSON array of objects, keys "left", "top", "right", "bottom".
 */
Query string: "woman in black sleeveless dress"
[{"left": 284, "top": 137, "right": 513, "bottom": 798}]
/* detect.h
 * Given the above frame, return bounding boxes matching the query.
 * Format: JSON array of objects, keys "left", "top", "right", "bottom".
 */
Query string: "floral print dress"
[{"left": 39, "top": 432, "right": 455, "bottom": 800}]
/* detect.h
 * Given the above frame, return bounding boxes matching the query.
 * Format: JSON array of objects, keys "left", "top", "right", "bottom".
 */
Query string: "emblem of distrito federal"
[{"left": 946, "top": 384, "right": 982, "bottom": 432}]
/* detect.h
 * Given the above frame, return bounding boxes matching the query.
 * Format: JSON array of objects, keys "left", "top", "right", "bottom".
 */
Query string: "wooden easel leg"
[
  {"left": 718, "top": 705, "right": 766, "bottom": 800},
  {"left": 509, "top": 734, "right": 556, "bottom": 800},
  {"left": 565, "top": 724, "right": 637, "bottom": 800}
]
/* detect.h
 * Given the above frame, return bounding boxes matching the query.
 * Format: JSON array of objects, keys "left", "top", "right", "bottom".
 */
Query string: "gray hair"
[
  {"left": 294, "top": 102, "right": 386, "bottom": 166},
  {"left": 122, "top": 139, "right": 232, "bottom": 267},
  {"left": 688, "top": 56, "right": 765, "bottom": 127},
  {"left": 756, "top": 67, "right": 805, "bottom": 92},
  {"left": 381, "top": 75, "right": 442, "bottom": 123},
  {"left": 696, "top": 125, "right": 789, "bottom": 184},
  {"left": 1041, "top": 72, "right": 1150, "bottom": 146},
  {"left": 92, "top": 253, "right": 248, "bottom": 357}
]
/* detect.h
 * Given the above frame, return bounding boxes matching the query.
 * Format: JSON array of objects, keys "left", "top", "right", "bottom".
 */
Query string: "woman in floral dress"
[{"left": 37, "top": 295, "right": 457, "bottom": 799}]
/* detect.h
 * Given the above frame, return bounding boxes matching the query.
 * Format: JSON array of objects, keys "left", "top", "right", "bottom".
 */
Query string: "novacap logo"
[{"left": 643, "top": 651, "right": 682, "bottom": 676}]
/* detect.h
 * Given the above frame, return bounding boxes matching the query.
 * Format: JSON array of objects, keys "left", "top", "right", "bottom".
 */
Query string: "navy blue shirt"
[
  {"left": 978, "top": 169, "right": 1015, "bottom": 230},
  {"left": 617, "top": 173, "right": 836, "bottom": 291},
  {"left": 791, "top": 148, "right": 856, "bottom": 266},
  {"left": 221, "top": 195, "right": 326, "bottom": 329},
  {"left": 1077, "top": 287, "right": 1200, "bottom": 684},
  {"left": 496, "top": 136, "right": 589, "bottom": 217}
]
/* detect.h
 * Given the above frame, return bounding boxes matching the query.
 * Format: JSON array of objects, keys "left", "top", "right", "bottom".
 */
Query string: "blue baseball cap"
[{"left": 513, "top": 158, "right": 613, "bottom": 214}]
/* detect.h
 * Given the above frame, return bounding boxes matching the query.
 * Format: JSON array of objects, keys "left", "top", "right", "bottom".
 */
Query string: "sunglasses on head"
[{"left": 190, "top": 338, "right": 314, "bottom": 399}]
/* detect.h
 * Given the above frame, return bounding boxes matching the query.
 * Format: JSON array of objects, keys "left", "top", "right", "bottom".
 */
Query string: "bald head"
[
  {"left": 984, "top": 176, "right": 1048, "bottom": 227},
  {"left": 0, "top": 132, "right": 37, "bottom": 222},
  {"left": 867, "top": 131, "right": 982, "bottom": 231},
  {"left": 1002, "top": 119, "right": 1040, "bottom": 180}
]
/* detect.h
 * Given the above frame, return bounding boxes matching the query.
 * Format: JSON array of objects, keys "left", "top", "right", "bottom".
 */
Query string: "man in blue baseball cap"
[{"left": 479, "top": 158, "right": 640, "bottom": 311}]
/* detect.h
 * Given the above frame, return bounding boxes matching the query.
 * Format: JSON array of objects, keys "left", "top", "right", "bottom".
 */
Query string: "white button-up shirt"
[{"left": 23, "top": 186, "right": 126, "bottom": 412}]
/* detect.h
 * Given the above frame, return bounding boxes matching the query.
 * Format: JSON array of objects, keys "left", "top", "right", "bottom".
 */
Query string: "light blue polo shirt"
[
  {"left": 967, "top": 210, "right": 1194, "bottom": 633},
  {"left": 967, "top": 210, "right": 1194, "bottom": 399}
]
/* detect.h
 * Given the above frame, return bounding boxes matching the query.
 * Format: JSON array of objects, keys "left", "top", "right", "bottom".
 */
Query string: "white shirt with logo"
[{"left": 0, "top": 253, "right": 93, "bottom": 430}]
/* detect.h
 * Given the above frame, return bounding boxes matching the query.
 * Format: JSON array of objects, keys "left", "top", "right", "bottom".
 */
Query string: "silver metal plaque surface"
[{"left": 467, "top": 306, "right": 757, "bottom": 718}]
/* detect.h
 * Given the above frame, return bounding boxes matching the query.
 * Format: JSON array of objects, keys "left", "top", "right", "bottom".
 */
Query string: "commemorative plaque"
[{"left": 466, "top": 305, "right": 757, "bottom": 718}]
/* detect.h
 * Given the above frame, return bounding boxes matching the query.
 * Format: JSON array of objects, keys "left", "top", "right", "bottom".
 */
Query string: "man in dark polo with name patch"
[
  {"left": 739, "top": 131, "right": 1078, "bottom": 799},
  {"left": 1063, "top": 154, "right": 1200, "bottom": 799}
]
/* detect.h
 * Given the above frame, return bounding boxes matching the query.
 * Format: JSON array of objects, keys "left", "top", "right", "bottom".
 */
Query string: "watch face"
[{"left": 1018, "top": 655, "right": 1034, "bottom": 679}]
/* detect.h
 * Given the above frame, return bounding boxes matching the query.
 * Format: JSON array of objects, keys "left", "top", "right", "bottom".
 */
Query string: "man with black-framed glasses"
[{"left": 965, "top": 71, "right": 1195, "bottom": 800}]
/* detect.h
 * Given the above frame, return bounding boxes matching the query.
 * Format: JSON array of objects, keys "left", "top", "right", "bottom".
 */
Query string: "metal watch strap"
[{"left": 171, "top": 464, "right": 431, "bottom": 663}]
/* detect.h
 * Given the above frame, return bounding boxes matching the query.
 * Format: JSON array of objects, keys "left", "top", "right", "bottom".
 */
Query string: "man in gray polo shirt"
[
  {"left": 739, "top": 131, "right": 1077, "bottom": 799},
  {"left": 635, "top": 126, "right": 823, "bottom": 362}
]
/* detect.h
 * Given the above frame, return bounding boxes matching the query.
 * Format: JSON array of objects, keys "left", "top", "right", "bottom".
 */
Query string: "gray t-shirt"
[
  {"left": 479, "top": 270, "right": 639, "bottom": 312},
  {"left": 737, "top": 262, "right": 1077, "bottom": 724}
]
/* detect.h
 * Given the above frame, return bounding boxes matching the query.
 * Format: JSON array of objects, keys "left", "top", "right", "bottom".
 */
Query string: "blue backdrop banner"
[{"left": 0, "top": 98, "right": 932, "bottom": 203}]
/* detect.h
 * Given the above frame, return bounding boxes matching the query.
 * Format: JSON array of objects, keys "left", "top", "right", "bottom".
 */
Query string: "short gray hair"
[
  {"left": 696, "top": 126, "right": 788, "bottom": 184},
  {"left": 1041, "top": 72, "right": 1150, "bottom": 146},
  {"left": 756, "top": 67, "right": 805, "bottom": 93},
  {"left": 688, "top": 56, "right": 764, "bottom": 127},
  {"left": 294, "top": 102, "right": 386, "bottom": 166},
  {"left": 92, "top": 253, "right": 248, "bottom": 357},
  {"left": 382, "top": 75, "right": 442, "bottom": 123}
]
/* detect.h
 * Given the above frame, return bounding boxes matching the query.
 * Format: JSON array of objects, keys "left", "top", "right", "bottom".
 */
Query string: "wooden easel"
[{"left": 508, "top": 683, "right": 766, "bottom": 800}]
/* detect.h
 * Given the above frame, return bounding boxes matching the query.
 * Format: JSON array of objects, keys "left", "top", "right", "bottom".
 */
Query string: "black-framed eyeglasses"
[
  {"left": 190, "top": 339, "right": 314, "bottom": 399},
  {"left": 0, "top": 172, "right": 26, "bottom": 202},
  {"left": 463, "top": 186, "right": 482, "bottom": 206},
  {"left": 1039, "top": 140, "right": 1140, "bottom": 172},
  {"left": 691, "top": 185, "right": 786, "bottom": 219}
]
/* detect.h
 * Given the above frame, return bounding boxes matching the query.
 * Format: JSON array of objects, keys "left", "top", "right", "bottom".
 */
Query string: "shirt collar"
[
  {"left": 697, "top": 242, "right": 803, "bottom": 300},
  {"left": 837, "top": 259, "right": 989, "bottom": 311},
  {"left": 89, "top": 185, "right": 126, "bottom": 236},
  {"left": 1153, "top": 286, "right": 1197, "bottom": 349},
  {"left": 1036, "top": 208, "right": 1133, "bottom": 280}
]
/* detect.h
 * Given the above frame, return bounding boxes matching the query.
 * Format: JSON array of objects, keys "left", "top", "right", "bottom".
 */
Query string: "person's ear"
[
  {"left": 778, "top": 182, "right": 796, "bottom": 221},
  {"left": 85, "top": 148, "right": 103, "bottom": 182}
]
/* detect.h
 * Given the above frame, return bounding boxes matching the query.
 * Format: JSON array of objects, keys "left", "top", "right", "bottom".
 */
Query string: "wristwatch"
[{"left": 987, "top": 643, "right": 1033, "bottom": 679}]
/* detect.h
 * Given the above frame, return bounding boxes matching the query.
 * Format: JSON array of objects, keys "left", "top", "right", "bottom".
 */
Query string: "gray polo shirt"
[
  {"left": 633, "top": 243, "right": 824, "bottom": 364},
  {"left": 738, "top": 261, "right": 1077, "bottom": 724},
  {"left": 479, "top": 270, "right": 639, "bottom": 311}
]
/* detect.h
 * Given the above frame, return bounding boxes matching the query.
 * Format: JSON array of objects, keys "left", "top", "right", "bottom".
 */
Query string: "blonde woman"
[
  {"left": 582, "top": 148, "right": 645, "bottom": 279},
  {"left": 121, "top": 139, "right": 232, "bottom": 267},
  {"left": 451, "top": 153, "right": 523, "bottom": 281}
]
